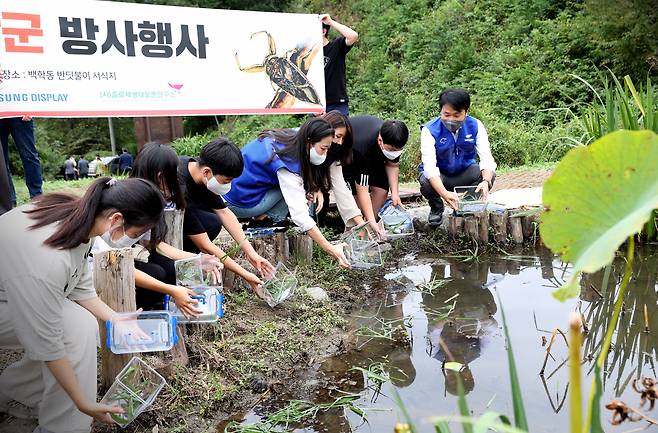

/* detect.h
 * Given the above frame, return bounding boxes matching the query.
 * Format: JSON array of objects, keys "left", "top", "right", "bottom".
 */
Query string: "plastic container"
[
  {"left": 165, "top": 286, "right": 224, "bottom": 323},
  {"left": 341, "top": 221, "right": 376, "bottom": 243},
  {"left": 346, "top": 239, "right": 383, "bottom": 269},
  {"left": 174, "top": 255, "right": 221, "bottom": 288},
  {"left": 100, "top": 357, "right": 166, "bottom": 428},
  {"left": 262, "top": 262, "right": 297, "bottom": 307},
  {"left": 454, "top": 186, "right": 488, "bottom": 215},
  {"left": 106, "top": 311, "right": 177, "bottom": 354},
  {"left": 378, "top": 201, "right": 414, "bottom": 239}
]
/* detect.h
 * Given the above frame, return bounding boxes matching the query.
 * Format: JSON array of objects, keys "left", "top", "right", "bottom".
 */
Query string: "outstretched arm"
[{"left": 321, "top": 14, "right": 358, "bottom": 46}]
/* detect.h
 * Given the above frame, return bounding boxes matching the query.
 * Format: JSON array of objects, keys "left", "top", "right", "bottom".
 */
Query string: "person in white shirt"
[
  {"left": 418, "top": 88, "right": 497, "bottom": 225},
  {"left": 224, "top": 117, "right": 350, "bottom": 268},
  {"left": 0, "top": 177, "right": 165, "bottom": 433}
]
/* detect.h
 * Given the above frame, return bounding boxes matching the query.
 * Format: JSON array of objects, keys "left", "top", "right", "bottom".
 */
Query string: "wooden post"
[
  {"left": 490, "top": 212, "right": 508, "bottom": 243},
  {"left": 162, "top": 209, "right": 184, "bottom": 249},
  {"left": 464, "top": 216, "right": 478, "bottom": 239},
  {"left": 94, "top": 248, "right": 136, "bottom": 388},
  {"left": 289, "top": 232, "right": 313, "bottom": 264},
  {"left": 538, "top": 246, "right": 555, "bottom": 280},
  {"left": 508, "top": 216, "right": 524, "bottom": 244},
  {"left": 478, "top": 212, "right": 489, "bottom": 244},
  {"left": 251, "top": 232, "right": 289, "bottom": 265},
  {"left": 448, "top": 216, "right": 464, "bottom": 238}
]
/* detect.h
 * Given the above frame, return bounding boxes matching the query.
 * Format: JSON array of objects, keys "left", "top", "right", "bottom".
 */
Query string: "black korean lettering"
[
  {"left": 101, "top": 20, "right": 135, "bottom": 56},
  {"left": 59, "top": 17, "right": 98, "bottom": 55},
  {"left": 138, "top": 21, "right": 173, "bottom": 58},
  {"left": 175, "top": 24, "right": 209, "bottom": 59}
]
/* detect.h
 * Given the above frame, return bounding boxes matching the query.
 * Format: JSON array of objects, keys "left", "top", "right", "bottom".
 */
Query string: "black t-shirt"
[
  {"left": 323, "top": 37, "right": 353, "bottom": 105},
  {"left": 343, "top": 115, "right": 400, "bottom": 185},
  {"left": 179, "top": 156, "right": 226, "bottom": 235}
]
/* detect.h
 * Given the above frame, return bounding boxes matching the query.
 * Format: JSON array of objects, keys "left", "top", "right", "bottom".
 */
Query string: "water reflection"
[{"left": 224, "top": 246, "right": 658, "bottom": 433}]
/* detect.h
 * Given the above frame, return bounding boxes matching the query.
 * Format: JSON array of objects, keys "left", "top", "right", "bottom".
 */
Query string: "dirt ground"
[{"left": 0, "top": 169, "right": 550, "bottom": 433}]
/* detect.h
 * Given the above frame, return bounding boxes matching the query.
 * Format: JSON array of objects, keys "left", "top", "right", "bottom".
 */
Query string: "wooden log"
[
  {"left": 528, "top": 213, "right": 540, "bottom": 244},
  {"left": 289, "top": 232, "right": 313, "bottom": 263},
  {"left": 94, "top": 248, "right": 137, "bottom": 389},
  {"left": 251, "top": 232, "right": 289, "bottom": 265},
  {"left": 162, "top": 209, "right": 185, "bottom": 249},
  {"left": 447, "top": 216, "right": 464, "bottom": 238},
  {"left": 477, "top": 212, "right": 489, "bottom": 244},
  {"left": 538, "top": 246, "right": 555, "bottom": 280},
  {"left": 490, "top": 212, "right": 508, "bottom": 243},
  {"left": 464, "top": 216, "right": 478, "bottom": 239},
  {"left": 161, "top": 209, "right": 188, "bottom": 368},
  {"left": 508, "top": 216, "right": 524, "bottom": 244}
]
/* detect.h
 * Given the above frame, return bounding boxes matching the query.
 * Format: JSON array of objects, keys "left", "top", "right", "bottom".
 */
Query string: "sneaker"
[
  {"left": 0, "top": 394, "right": 38, "bottom": 420},
  {"left": 428, "top": 211, "right": 443, "bottom": 226}
]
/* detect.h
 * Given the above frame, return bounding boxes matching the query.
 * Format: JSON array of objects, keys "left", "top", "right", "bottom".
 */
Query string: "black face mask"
[
  {"left": 441, "top": 119, "right": 464, "bottom": 133},
  {"left": 326, "top": 143, "right": 343, "bottom": 164}
]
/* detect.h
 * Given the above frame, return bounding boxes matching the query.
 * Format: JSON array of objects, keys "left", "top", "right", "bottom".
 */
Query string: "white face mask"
[
  {"left": 206, "top": 176, "right": 231, "bottom": 196},
  {"left": 309, "top": 147, "right": 327, "bottom": 166},
  {"left": 100, "top": 222, "right": 146, "bottom": 249},
  {"left": 381, "top": 147, "right": 404, "bottom": 161}
]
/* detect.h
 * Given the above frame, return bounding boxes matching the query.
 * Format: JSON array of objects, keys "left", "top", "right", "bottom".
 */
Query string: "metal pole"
[{"left": 108, "top": 117, "right": 116, "bottom": 155}]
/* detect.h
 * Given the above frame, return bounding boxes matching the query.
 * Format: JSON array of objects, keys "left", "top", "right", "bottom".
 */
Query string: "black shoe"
[{"left": 428, "top": 210, "right": 443, "bottom": 226}]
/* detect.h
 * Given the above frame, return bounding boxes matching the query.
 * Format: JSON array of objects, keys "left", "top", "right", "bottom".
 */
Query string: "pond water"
[{"left": 225, "top": 246, "right": 658, "bottom": 432}]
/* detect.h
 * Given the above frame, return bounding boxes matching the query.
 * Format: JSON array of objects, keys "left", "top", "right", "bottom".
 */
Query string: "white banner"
[{"left": 0, "top": 0, "right": 326, "bottom": 118}]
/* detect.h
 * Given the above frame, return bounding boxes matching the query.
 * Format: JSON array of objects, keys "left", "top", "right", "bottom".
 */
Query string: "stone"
[{"left": 304, "top": 286, "right": 329, "bottom": 302}]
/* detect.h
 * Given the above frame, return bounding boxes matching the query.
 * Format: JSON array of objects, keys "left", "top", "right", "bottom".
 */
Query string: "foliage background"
[{"left": 6, "top": 0, "right": 657, "bottom": 180}]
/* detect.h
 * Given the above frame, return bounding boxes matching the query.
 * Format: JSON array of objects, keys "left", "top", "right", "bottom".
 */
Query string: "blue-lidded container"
[
  {"left": 105, "top": 311, "right": 177, "bottom": 354},
  {"left": 378, "top": 200, "right": 414, "bottom": 239},
  {"left": 164, "top": 286, "right": 224, "bottom": 323}
]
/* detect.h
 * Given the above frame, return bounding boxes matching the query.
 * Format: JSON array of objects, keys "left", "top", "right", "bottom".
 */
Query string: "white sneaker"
[{"left": 0, "top": 392, "right": 38, "bottom": 420}]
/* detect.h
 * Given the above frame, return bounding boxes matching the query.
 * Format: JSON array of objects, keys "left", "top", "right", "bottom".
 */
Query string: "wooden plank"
[{"left": 94, "top": 248, "right": 137, "bottom": 389}]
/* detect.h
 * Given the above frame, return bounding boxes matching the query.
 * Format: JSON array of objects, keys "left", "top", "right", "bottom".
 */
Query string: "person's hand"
[
  {"left": 475, "top": 181, "right": 490, "bottom": 201},
  {"left": 442, "top": 191, "right": 460, "bottom": 210},
  {"left": 78, "top": 401, "right": 124, "bottom": 424},
  {"left": 246, "top": 251, "right": 275, "bottom": 276},
  {"left": 21, "top": 115, "right": 32, "bottom": 122},
  {"left": 311, "top": 191, "right": 324, "bottom": 215},
  {"left": 329, "top": 242, "right": 351, "bottom": 268},
  {"left": 390, "top": 193, "right": 403, "bottom": 208},
  {"left": 319, "top": 14, "right": 334, "bottom": 26},
  {"left": 171, "top": 286, "right": 201, "bottom": 318},
  {"left": 199, "top": 254, "right": 223, "bottom": 285},
  {"left": 244, "top": 272, "right": 268, "bottom": 300},
  {"left": 368, "top": 219, "right": 385, "bottom": 240}
]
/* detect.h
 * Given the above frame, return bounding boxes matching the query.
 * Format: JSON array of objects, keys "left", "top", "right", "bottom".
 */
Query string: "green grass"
[{"left": 13, "top": 176, "right": 97, "bottom": 205}]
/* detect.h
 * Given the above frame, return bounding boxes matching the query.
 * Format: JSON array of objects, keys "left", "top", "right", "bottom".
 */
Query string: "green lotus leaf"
[{"left": 540, "top": 130, "right": 658, "bottom": 300}]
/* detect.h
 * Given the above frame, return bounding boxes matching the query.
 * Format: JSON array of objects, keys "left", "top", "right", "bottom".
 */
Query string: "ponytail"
[{"left": 26, "top": 177, "right": 165, "bottom": 249}]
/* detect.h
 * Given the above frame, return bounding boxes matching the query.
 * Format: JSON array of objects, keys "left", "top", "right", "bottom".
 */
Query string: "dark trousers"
[
  {"left": 0, "top": 118, "right": 42, "bottom": 204},
  {"left": 419, "top": 164, "right": 495, "bottom": 214},
  {"left": 0, "top": 145, "right": 11, "bottom": 215},
  {"left": 326, "top": 102, "right": 349, "bottom": 116},
  {"left": 134, "top": 251, "right": 176, "bottom": 311},
  {"left": 183, "top": 208, "right": 222, "bottom": 253}
]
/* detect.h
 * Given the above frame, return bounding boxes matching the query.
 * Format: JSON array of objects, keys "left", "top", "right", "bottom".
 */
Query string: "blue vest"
[
  {"left": 419, "top": 116, "right": 479, "bottom": 176},
  {"left": 224, "top": 137, "right": 301, "bottom": 208}
]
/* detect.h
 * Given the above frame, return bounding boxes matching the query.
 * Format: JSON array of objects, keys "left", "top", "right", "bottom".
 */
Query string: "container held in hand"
[
  {"left": 174, "top": 254, "right": 221, "bottom": 288},
  {"left": 454, "top": 185, "right": 488, "bottom": 215},
  {"left": 100, "top": 357, "right": 166, "bottom": 428},
  {"left": 346, "top": 239, "right": 383, "bottom": 269},
  {"left": 106, "top": 311, "right": 177, "bottom": 354},
  {"left": 378, "top": 201, "right": 414, "bottom": 239},
  {"left": 340, "top": 221, "right": 376, "bottom": 243},
  {"left": 165, "top": 286, "right": 224, "bottom": 323},
  {"left": 261, "top": 262, "right": 297, "bottom": 307}
]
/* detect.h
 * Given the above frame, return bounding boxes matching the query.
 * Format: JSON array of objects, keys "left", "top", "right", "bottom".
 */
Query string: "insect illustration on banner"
[{"left": 234, "top": 31, "right": 321, "bottom": 109}]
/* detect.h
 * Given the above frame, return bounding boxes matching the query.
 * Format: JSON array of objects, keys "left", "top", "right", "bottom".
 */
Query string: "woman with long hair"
[
  {"left": 0, "top": 177, "right": 165, "bottom": 433},
  {"left": 129, "top": 143, "right": 266, "bottom": 305},
  {"left": 224, "top": 117, "right": 350, "bottom": 267}
]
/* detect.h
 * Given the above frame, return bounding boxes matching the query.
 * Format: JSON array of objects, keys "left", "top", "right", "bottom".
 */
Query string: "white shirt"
[
  {"left": 329, "top": 162, "right": 361, "bottom": 224},
  {"left": 420, "top": 118, "right": 497, "bottom": 179},
  {"left": 276, "top": 169, "right": 317, "bottom": 232}
]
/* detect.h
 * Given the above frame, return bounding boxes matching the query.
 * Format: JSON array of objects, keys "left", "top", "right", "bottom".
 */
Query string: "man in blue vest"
[{"left": 418, "top": 88, "right": 497, "bottom": 226}]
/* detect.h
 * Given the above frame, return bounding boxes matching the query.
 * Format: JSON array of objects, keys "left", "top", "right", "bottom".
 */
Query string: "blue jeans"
[
  {"left": 227, "top": 188, "right": 290, "bottom": 222},
  {"left": 326, "top": 102, "right": 349, "bottom": 116},
  {"left": 0, "top": 118, "right": 42, "bottom": 204}
]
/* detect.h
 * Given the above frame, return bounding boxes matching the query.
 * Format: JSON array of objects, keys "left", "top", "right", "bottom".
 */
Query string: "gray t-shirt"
[
  {"left": 0, "top": 205, "right": 97, "bottom": 361},
  {"left": 64, "top": 159, "right": 75, "bottom": 174}
]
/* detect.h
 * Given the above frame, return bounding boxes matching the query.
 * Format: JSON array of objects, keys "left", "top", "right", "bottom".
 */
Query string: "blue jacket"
[
  {"left": 224, "top": 137, "right": 300, "bottom": 208},
  {"left": 118, "top": 152, "right": 133, "bottom": 170},
  {"left": 419, "top": 116, "right": 479, "bottom": 176}
]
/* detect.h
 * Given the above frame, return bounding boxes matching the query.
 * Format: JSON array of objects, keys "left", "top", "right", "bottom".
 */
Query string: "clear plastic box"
[
  {"left": 341, "top": 221, "right": 375, "bottom": 243},
  {"left": 174, "top": 255, "right": 222, "bottom": 288},
  {"left": 100, "top": 357, "right": 166, "bottom": 428},
  {"left": 165, "top": 286, "right": 224, "bottom": 323},
  {"left": 346, "top": 239, "right": 383, "bottom": 269},
  {"left": 106, "top": 311, "right": 177, "bottom": 354},
  {"left": 454, "top": 186, "right": 488, "bottom": 215},
  {"left": 261, "top": 262, "right": 297, "bottom": 307},
  {"left": 378, "top": 201, "right": 414, "bottom": 239}
]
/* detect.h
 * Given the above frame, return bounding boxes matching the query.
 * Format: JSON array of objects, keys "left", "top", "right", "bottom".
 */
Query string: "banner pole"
[{"left": 108, "top": 117, "right": 116, "bottom": 155}]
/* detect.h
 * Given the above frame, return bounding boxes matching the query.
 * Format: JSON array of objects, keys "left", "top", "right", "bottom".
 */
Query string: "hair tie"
[{"left": 106, "top": 178, "right": 118, "bottom": 187}]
